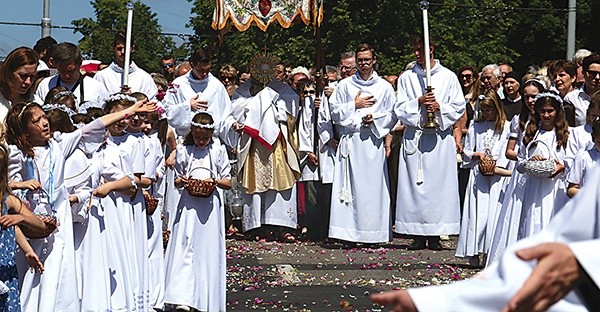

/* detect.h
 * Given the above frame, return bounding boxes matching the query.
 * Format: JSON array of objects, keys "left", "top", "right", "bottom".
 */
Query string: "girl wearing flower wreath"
[
  {"left": 5, "top": 98, "right": 154, "bottom": 312},
  {"left": 0, "top": 142, "right": 45, "bottom": 312},
  {"left": 488, "top": 92, "right": 570, "bottom": 266},
  {"left": 455, "top": 90, "right": 513, "bottom": 268},
  {"left": 164, "top": 112, "right": 231, "bottom": 312}
]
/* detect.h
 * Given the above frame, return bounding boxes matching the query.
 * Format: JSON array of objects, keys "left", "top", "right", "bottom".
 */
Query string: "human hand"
[
  {"left": 502, "top": 243, "right": 582, "bottom": 312},
  {"left": 0, "top": 214, "right": 24, "bottom": 229},
  {"left": 370, "top": 290, "right": 418, "bottom": 312},
  {"left": 362, "top": 114, "right": 373, "bottom": 125},
  {"left": 530, "top": 154, "right": 547, "bottom": 162},
  {"left": 93, "top": 184, "right": 111, "bottom": 198},
  {"left": 314, "top": 97, "right": 321, "bottom": 109},
  {"left": 324, "top": 86, "right": 334, "bottom": 98},
  {"left": 19, "top": 179, "right": 41, "bottom": 191},
  {"left": 326, "top": 139, "right": 339, "bottom": 149},
  {"left": 549, "top": 159, "right": 564, "bottom": 178},
  {"left": 131, "top": 99, "right": 157, "bottom": 114},
  {"left": 25, "top": 250, "right": 44, "bottom": 274},
  {"left": 308, "top": 152, "right": 319, "bottom": 166},
  {"left": 120, "top": 86, "right": 132, "bottom": 94},
  {"left": 417, "top": 91, "right": 435, "bottom": 105},
  {"left": 68, "top": 194, "right": 79, "bottom": 205},
  {"left": 190, "top": 94, "right": 209, "bottom": 111},
  {"left": 232, "top": 122, "right": 245, "bottom": 133},
  {"left": 165, "top": 150, "right": 176, "bottom": 169},
  {"left": 354, "top": 91, "right": 376, "bottom": 109}
]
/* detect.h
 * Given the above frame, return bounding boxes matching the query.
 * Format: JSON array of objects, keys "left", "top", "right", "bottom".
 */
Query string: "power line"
[
  {"left": 0, "top": 21, "right": 196, "bottom": 38},
  {"left": 428, "top": 3, "right": 568, "bottom": 13}
]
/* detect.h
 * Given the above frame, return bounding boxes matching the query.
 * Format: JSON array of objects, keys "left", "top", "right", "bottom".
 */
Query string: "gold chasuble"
[{"left": 241, "top": 112, "right": 300, "bottom": 194}]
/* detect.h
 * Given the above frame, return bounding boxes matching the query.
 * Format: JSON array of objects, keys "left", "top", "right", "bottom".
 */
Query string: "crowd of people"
[{"left": 0, "top": 29, "right": 599, "bottom": 312}]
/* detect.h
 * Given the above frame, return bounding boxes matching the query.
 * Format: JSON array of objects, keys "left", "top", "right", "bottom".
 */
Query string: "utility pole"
[
  {"left": 42, "top": 0, "right": 51, "bottom": 38},
  {"left": 566, "top": 0, "right": 576, "bottom": 59}
]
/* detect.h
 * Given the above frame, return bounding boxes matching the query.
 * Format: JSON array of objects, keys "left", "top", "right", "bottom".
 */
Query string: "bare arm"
[
  {"left": 505, "top": 137, "right": 518, "bottom": 161},
  {"left": 15, "top": 227, "right": 44, "bottom": 273}
]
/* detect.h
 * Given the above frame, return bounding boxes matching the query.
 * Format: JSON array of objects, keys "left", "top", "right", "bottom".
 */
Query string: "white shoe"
[
  {"left": 440, "top": 235, "right": 450, "bottom": 240},
  {"left": 176, "top": 305, "right": 191, "bottom": 311}
]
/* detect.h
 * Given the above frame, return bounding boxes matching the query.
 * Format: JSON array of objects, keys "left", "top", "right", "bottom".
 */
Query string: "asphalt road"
[{"left": 226, "top": 236, "right": 480, "bottom": 311}]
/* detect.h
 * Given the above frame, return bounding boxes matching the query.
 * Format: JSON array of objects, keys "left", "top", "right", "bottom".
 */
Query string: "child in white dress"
[
  {"left": 4, "top": 99, "right": 154, "bottom": 312},
  {"left": 164, "top": 112, "right": 231, "bottom": 312},
  {"left": 488, "top": 92, "right": 570, "bottom": 265},
  {"left": 456, "top": 90, "right": 512, "bottom": 267},
  {"left": 567, "top": 116, "right": 600, "bottom": 198}
]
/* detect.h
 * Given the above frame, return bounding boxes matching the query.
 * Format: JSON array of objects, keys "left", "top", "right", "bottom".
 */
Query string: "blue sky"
[{"left": 0, "top": 0, "right": 194, "bottom": 58}]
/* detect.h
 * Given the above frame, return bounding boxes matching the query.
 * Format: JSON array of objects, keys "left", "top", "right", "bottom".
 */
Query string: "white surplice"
[
  {"left": 328, "top": 71, "right": 396, "bottom": 243},
  {"left": 162, "top": 72, "right": 236, "bottom": 145},
  {"left": 455, "top": 121, "right": 512, "bottom": 258},
  {"left": 297, "top": 94, "right": 336, "bottom": 183},
  {"left": 9, "top": 119, "right": 106, "bottom": 312},
  {"left": 565, "top": 124, "right": 593, "bottom": 173},
  {"left": 94, "top": 62, "right": 158, "bottom": 98},
  {"left": 394, "top": 60, "right": 465, "bottom": 235},
  {"left": 408, "top": 165, "right": 600, "bottom": 311},
  {"left": 164, "top": 143, "right": 230, "bottom": 312},
  {"left": 234, "top": 80, "right": 301, "bottom": 231}
]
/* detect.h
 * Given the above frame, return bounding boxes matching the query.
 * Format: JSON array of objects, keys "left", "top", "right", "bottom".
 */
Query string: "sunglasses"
[
  {"left": 221, "top": 76, "right": 235, "bottom": 81},
  {"left": 163, "top": 63, "right": 174, "bottom": 68},
  {"left": 587, "top": 70, "right": 600, "bottom": 78},
  {"left": 460, "top": 74, "right": 473, "bottom": 79},
  {"left": 303, "top": 90, "right": 316, "bottom": 95}
]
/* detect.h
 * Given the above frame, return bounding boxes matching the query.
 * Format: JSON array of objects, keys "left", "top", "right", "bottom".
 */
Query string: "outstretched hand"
[
  {"left": 501, "top": 243, "right": 583, "bottom": 312},
  {"left": 370, "top": 289, "right": 418, "bottom": 312}
]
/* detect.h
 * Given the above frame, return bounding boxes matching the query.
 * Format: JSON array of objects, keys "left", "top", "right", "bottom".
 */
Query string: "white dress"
[
  {"left": 144, "top": 132, "right": 166, "bottom": 310},
  {"left": 487, "top": 129, "right": 569, "bottom": 264},
  {"left": 65, "top": 148, "right": 93, "bottom": 306},
  {"left": 79, "top": 141, "right": 133, "bottom": 311},
  {"left": 455, "top": 121, "right": 512, "bottom": 258},
  {"left": 8, "top": 119, "right": 105, "bottom": 312},
  {"left": 407, "top": 166, "right": 600, "bottom": 311},
  {"left": 164, "top": 143, "right": 230, "bottom": 312},
  {"left": 108, "top": 132, "right": 146, "bottom": 311},
  {"left": 394, "top": 60, "right": 465, "bottom": 235},
  {"left": 328, "top": 72, "right": 396, "bottom": 243},
  {"left": 566, "top": 146, "right": 600, "bottom": 188}
]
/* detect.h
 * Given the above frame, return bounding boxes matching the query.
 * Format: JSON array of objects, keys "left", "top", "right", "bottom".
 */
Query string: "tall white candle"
[
  {"left": 422, "top": 2, "right": 431, "bottom": 87},
  {"left": 123, "top": 2, "right": 134, "bottom": 88}
]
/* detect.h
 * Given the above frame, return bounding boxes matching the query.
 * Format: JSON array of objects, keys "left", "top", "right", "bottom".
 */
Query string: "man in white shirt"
[
  {"left": 34, "top": 42, "right": 108, "bottom": 110},
  {"left": 564, "top": 53, "right": 600, "bottom": 126}
]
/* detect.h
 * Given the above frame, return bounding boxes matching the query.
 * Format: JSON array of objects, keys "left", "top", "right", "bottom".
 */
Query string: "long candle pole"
[
  {"left": 420, "top": 0, "right": 438, "bottom": 129},
  {"left": 123, "top": 2, "right": 134, "bottom": 89}
]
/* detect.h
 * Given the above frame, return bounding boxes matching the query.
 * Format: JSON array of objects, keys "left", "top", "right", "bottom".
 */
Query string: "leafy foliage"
[
  {"left": 72, "top": 0, "right": 184, "bottom": 73},
  {"left": 72, "top": 0, "right": 598, "bottom": 76}
]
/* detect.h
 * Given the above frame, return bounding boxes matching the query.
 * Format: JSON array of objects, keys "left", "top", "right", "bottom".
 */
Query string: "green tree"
[
  {"left": 72, "top": 0, "right": 182, "bottom": 73},
  {"left": 189, "top": 0, "right": 595, "bottom": 75}
]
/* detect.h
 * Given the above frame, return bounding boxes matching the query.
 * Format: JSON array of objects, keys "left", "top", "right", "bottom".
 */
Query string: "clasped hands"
[{"left": 418, "top": 91, "right": 439, "bottom": 113}]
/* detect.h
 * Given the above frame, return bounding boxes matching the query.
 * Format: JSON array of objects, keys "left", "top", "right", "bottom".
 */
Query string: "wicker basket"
[
  {"left": 185, "top": 167, "right": 217, "bottom": 198},
  {"left": 144, "top": 191, "right": 159, "bottom": 215},
  {"left": 478, "top": 150, "right": 496, "bottom": 176},
  {"left": 523, "top": 139, "right": 556, "bottom": 178},
  {"left": 20, "top": 213, "right": 58, "bottom": 240}
]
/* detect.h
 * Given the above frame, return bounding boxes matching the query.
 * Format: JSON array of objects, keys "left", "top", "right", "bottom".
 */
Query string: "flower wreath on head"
[
  {"left": 42, "top": 103, "right": 76, "bottom": 117},
  {"left": 52, "top": 90, "right": 77, "bottom": 102},
  {"left": 104, "top": 93, "right": 138, "bottom": 105},
  {"left": 190, "top": 111, "right": 215, "bottom": 129},
  {"left": 534, "top": 92, "right": 563, "bottom": 107}
]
